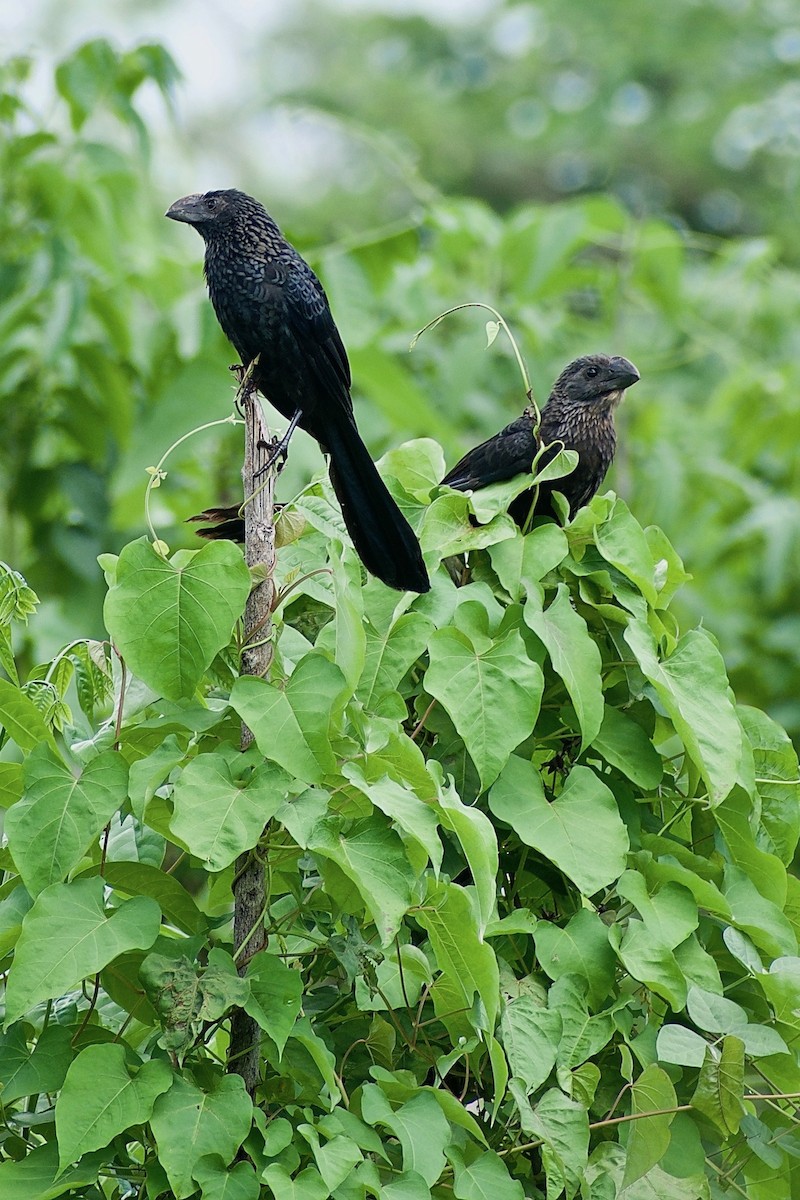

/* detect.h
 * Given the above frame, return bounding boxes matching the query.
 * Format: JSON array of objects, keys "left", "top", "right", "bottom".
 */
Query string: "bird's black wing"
[
  {"left": 284, "top": 258, "right": 354, "bottom": 419},
  {"left": 442, "top": 414, "right": 537, "bottom": 490}
]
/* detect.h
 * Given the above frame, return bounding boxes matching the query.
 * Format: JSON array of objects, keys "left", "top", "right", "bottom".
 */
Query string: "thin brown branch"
[
  {"left": 410, "top": 697, "right": 437, "bottom": 741},
  {"left": 228, "top": 367, "right": 278, "bottom": 1097},
  {"left": 112, "top": 652, "right": 127, "bottom": 751},
  {"left": 498, "top": 1090, "right": 800, "bottom": 1160}
]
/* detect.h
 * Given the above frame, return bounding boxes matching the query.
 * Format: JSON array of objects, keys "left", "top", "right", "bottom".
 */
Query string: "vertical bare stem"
[{"left": 228, "top": 375, "right": 276, "bottom": 1095}]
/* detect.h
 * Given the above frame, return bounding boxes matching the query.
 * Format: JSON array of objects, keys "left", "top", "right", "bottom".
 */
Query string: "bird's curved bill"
[
  {"left": 165, "top": 194, "right": 204, "bottom": 223},
  {"left": 608, "top": 357, "right": 640, "bottom": 390}
]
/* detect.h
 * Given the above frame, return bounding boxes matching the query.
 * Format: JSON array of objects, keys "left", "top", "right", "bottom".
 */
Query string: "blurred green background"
[{"left": 2, "top": 0, "right": 800, "bottom": 735}]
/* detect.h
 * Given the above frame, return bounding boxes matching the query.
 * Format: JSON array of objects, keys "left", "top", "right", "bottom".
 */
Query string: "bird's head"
[
  {"left": 165, "top": 190, "right": 248, "bottom": 239},
  {"left": 553, "top": 354, "right": 640, "bottom": 411}
]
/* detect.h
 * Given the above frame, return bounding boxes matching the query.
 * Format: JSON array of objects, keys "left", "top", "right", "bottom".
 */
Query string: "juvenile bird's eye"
[
  {"left": 585, "top": 365, "right": 599, "bottom": 378},
  {"left": 206, "top": 196, "right": 217, "bottom": 211}
]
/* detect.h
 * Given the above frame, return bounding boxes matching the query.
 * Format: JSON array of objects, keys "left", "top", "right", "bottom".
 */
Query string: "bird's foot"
[
  {"left": 253, "top": 408, "right": 303, "bottom": 481},
  {"left": 230, "top": 365, "right": 247, "bottom": 414},
  {"left": 253, "top": 436, "right": 289, "bottom": 481}
]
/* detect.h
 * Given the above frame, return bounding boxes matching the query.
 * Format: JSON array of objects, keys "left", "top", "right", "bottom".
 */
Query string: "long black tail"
[
  {"left": 325, "top": 418, "right": 429, "bottom": 593},
  {"left": 191, "top": 429, "right": 429, "bottom": 593}
]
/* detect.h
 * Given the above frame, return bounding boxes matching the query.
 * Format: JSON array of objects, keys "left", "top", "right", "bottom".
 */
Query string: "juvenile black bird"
[
  {"left": 442, "top": 354, "right": 639, "bottom": 526},
  {"left": 166, "top": 189, "right": 429, "bottom": 593}
]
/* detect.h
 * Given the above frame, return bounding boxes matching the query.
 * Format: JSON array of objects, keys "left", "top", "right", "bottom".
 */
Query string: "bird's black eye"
[
  {"left": 206, "top": 196, "right": 217, "bottom": 211},
  {"left": 585, "top": 365, "right": 599, "bottom": 378}
]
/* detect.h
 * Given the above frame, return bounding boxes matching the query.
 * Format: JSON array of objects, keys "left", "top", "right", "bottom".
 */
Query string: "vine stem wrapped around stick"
[{"left": 228, "top": 364, "right": 276, "bottom": 1095}]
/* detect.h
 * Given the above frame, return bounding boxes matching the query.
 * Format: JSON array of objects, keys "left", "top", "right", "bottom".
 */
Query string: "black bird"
[
  {"left": 442, "top": 354, "right": 639, "bottom": 527},
  {"left": 166, "top": 189, "right": 429, "bottom": 593}
]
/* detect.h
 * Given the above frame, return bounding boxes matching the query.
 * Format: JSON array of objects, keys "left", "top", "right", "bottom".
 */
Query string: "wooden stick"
[{"left": 228, "top": 369, "right": 276, "bottom": 1095}]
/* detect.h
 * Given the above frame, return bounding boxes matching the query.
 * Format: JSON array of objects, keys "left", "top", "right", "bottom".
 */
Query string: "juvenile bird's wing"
[{"left": 442, "top": 414, "right": 537, "bottom": 490}]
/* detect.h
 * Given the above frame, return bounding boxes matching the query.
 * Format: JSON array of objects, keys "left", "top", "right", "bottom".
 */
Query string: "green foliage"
[
  {"left": 3, "top": 33, "right": 800, "bottom": 1200},
  {"left": 3, "top": 39, "right": 800, "bottom": 737},
  {"left": 0, "top": 41, "right": 240, "bottom": 644},
  {"left": 2, "top": 430, "right": 800, "bottom": 1198},
  {"left": 104, "top": 539, "right": 252, "bottom": 701},
  {"left": 244, "top": 1, "right": 800, "bottom": 259}
]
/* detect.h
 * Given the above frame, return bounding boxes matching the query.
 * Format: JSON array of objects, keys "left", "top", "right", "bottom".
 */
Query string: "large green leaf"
[
  {"left": 624, "top": 620, "right": 741, "bottom": 805},
  {"left": 743, "top": 1155, "right": 792, "bottom": 1200},
  {"left": 193, "top": 1157, "right": 260, "bottom": 1200},
  {"left": 127, "top": 734, "right": 187, "bottom": 817},
  {"left": 722, "top": 863, "right": 796, "bottom": 958},
  {"left": 447, "top": 1147, "right": 525, "bottom": 1200},
  {"left": 416, "top": 879, "right": 499, "bottom": 1033},
  {"left": 0, "top": 885, "right": 32, "bottom": 960},
  {"left": 289, "top": 1017, "right": 340, "bottom": 1104},
  {"left": 308, "top": 815, "right": 416, "bottom": 945},
  {"left": 149, "top": 1072, "right": 253, "bottom": 1200},
  {"left": 379, "top": 437, "right": 447, "bottom": 499},
  {"left": 420, "top": 493, "right": 517, "bottom": 559},
  {"left": 686, "top": 986, "right": 748, "bottom": 1035},
  {"left": 301, "top": 1127, "right": 363, "bottom": 1191},
  {"left": 357, "top": 611, "right": 435, "bottom": 709},
  {"left": 5, "top": 878, "right": 160, "bottom": 1024},
  {"left": 549, "top": 976, "right": 615, "bottom": 1069},
  {"left": 656, "top": 1025, "right": 709, "bottom": 1068},
  {"left": 83, "top": 859, "right": 206, "bottom": 934},
  {"left": 104, "top": 538, "right": 250, "bottom": 700},
  {"left": 759, "top": 957, "right": 800, "bottom": 1035},
  {"left": 55, "top": 1043, "right": 172, "bottom": 1169},
  {"left": 534, "top": 909, "right": 616, "bottom": 1007},
  {"left": 593, "top": 496, "right": 657, "bottom": 605},
  {"left": 691, "top": 1036, "right": 745, "bottom": 1135},
  {"left": 0, "top": 1023, "right": 74, "bottom": 1104},
  {"left": 332, "top": 547, "right": 367, "bottom": 691},
  {"left": 524, "top": 583, "right": 604, "bottom": 747},
  {"left": 713, "top": 785, "right": 787, "bottom": 908},
  {"left": 490, "top": 759, "right": 628, "bottom": 895},
  {"left": 590, "top": 707, "right": 663, "bottom": 788},
  {"left": 0, "top": 678, "right": 57, "bottom": 753},
  {"left": 636, "top": 845, "right": 730, "bottom": 919},
  {"left": 609, "top": 920, "right": 688, "bottom": 1012},
  {"left": 0, "top": 1142, "right": 105, "bottom": 1200},
  {"left": 425, "top": 611, "right": 543, "bottom": 791},
  {"left": 344, "top": 762, "right": 444, "bottom": 874},
  {"left": 739, "top": 704, "right": 800, "bottom": 865},
  {"left": 244, "top": 950, "right": 303, "bottom": 1055},
  {"left": 0, "top": 761, "right": 23, "bottom": 809},
  {"left": 285, "top": 651, "right": 350, "bottom": 772},
  {"left": 170, "top": 749, "right": 290, "bottom": 871},
  {"left": 526, "top": 1087, "right": 590, "bottom": 1200},
  {"left": 229, "top": 675, "right": 324, "bottom": 784},
  {"left": 488, "top": 523, "right": 569, "bottom": 604},
  {"left": 5, "top": 745, "right": 127, "bottom": 896},
  {"left": 622, "top": 1064, "right": 678, "bottom": 1188},
  {"left": 501, "top": 996, "right": 561, "bottom": 1093},
  {"left": 436, "top": 782, "right": 497, "bottom": 935},
  {"left": 361, "top": 1087, "right": 449, "bottom": 1186},
  {"left": 261, "top": 1165, "right": 329, "bottom": 1200},
  {"left": 616, "top": 872, "right": 698, "bottom": 948}
]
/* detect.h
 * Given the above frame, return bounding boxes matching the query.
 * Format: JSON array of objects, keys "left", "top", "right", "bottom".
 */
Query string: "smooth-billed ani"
[
  {"left": 166, "top": 188, "right": 429, "bottom": 593},
  {"left": 441, "top": 353, "right": 639, "bottom": 525}
]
